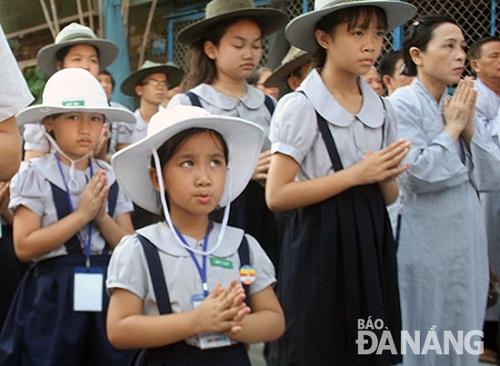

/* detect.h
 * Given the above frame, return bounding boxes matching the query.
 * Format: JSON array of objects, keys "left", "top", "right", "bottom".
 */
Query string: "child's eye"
[
  {"left": 210, "top": 159, "right": 222, "bottom": 167},
  {"left": 181, "top": 161, "right": 194, "bottom": 167},
  {"left": 353, "top": 31, "right": 363, "bottom": 37},
  {"left": 67, "top": 114, "right": 80, "bottom": 120},
  {"left": 376, "top": 31, "right": 386, "bottom": 38},
  {"left": 90, "top": 115, "right": 104, "bottom": 123}
]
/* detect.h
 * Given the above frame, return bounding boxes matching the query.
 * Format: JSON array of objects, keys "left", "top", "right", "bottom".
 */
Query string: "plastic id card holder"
[
  {"left": 73, "top": 267, "right": 104, "bottom": 312},
  {"left": 190, "top": 293, "right": 231, "bottom": 349}
]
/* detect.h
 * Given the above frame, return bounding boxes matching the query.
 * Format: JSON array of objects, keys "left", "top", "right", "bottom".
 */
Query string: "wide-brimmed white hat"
[
  {"left": 286, "top": 0, "right": 417, "bottom": 53},
  {"left": 264, "top": 46, "right": 313, "bottom": 88},
  {"left": 121, "top": 60, "right": 185, "bottom": 96},
  {"left": 37, "top": 22, "right": 119, "bottom": 75},
  {"left": 112, "top": 106, "right": 264, "bottom": 214},
  {"left": 16, "top": 68, "right": 136, "bottom": 126},
  {"left": 177, "top": 0, "right": 288, "bottom": 45}
]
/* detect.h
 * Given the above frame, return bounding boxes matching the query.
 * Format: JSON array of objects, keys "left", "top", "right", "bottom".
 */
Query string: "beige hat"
[
  {"left": 177, "top": 0, "right": 288, "bottom": 45},
  {"left": 37, "top": 22, "right": 119, "bottom": 76},
  {"left": 16, "top": 68, "right": 135, "bottom": 126},
  {"left": 264, "top": 46, "right": 313, "bottom": 88},
  {"left": 121, "top": 60, "right": 185, "bottom": 96},
  {"left": 286, "top": 0, "right": 417, "bottom": 54},
  {"left": 112, "top": 106, "right": 264, "bottom": 214}
]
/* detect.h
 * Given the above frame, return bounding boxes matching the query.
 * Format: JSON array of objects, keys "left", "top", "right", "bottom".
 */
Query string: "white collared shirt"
[
  {"left": 168, "top": 83, "right": 275, "bottom": 151},
  {"left": 270, "top": 68, "right": 396, "bottom": 180},
  {"left": 106, "top": 222, "right": 276, "bottom": 316}
]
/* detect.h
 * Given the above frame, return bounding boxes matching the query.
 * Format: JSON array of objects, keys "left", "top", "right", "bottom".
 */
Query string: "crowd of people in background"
[{"left": 0, "top": 0, "right": 499, "bottom": 365}]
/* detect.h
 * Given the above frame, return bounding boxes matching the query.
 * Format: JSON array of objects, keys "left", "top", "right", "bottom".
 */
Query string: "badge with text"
[
  {"left": 188, "top": 293, "right": 232, "bottom": 349},
  {"left": 240, "top": 265, "right": 256, "bottom": 285},
  {"left": 73, "top": 267, "right": 103, "bottom": 312}
]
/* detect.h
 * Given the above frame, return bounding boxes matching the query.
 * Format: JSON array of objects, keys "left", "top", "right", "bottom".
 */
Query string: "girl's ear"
[
  {"left": 409, "top": 47, "right": 422, "bottom": 67},
  {"left": 55, "top": 61, "right": 64, "bottom": 72},
  {"left": 314, "top": 29, "right": 331, "bottom": 50},
  {"left": 203, "top": 40, "right": 217, "bottom": 60},
  {"left": 135, "top": 84, "right": 144, "bottom": 97},
  {"left": 43, "top": 117, "right": 53, "bottom": 132},
  {"left": 149, "top": 167, "right": 161, "bottom": 192}
]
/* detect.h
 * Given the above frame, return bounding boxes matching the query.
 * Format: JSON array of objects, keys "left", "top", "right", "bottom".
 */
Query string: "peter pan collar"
[
  {"left": 137, "top": 222, "right": 245, "bottom": 258},
  {"left": 191, "top": 83, "right": 266, "bottom": 111},
  {"left": 299, "top": 68, "right": 384, "bottom": 128}
]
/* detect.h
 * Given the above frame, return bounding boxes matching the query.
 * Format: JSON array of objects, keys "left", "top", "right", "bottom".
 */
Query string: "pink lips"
[{"left": 197, "top": 195, "right": 211, "bottom": 204}]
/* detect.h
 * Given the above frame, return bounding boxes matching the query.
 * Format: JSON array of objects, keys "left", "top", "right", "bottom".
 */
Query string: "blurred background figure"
[
  {"left": 361, "top": 66, "right": 384, "bottom": 96},
  {"left": 378, "top": 50, "right": 414, "bottom": 95},
  {"left": 249, "top": 66, "right": 280, "bottom": 100},
  {"left": 264, "top": 46, "right": 313, "bottom": 95}
]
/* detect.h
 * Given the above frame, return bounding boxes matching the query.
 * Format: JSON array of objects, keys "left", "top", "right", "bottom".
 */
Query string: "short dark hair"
[
  {"left": 402, "top": 14, "right": 459, "bottom": 76},
  {"left": 98, "top": 69, "right": 115, "bottom": 90},
  {"left": 378, "top": 50, "right": 403, "bottom": 78},
  {"left": 468, "top": 36, "right": 500, "bottom": 61}
]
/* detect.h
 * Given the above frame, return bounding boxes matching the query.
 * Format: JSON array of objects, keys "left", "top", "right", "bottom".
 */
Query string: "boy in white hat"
[
  {"left": 107, "top": 106, "right": 284, "bottom": 364},
  {"left": 24, "top": 22, "right": 134, "bottom": 162},
  {"left": 0, "top": 68, "right": 136, "bottom": 365}
]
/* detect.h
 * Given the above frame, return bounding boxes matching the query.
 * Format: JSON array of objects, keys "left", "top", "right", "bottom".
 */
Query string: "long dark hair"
[
  {"left": 313, "top": 6, "right": 388, "bottom": 69},
  {"left": 402, "top": 15, "right": 459, "bottom": 76}
]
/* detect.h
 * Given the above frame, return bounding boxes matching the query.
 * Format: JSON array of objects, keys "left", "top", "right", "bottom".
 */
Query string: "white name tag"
[{"left": 73, "top": 267, "right": 104, "bottom": 312}]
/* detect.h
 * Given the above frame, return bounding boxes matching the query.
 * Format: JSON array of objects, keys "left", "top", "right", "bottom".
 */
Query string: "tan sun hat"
[
  {"left": 286, "top": 0, "right": 417, "bottom": 54},
  {"left": 112, "top": 106, "right": 264, "bottom": 214},
  {"left": 264, "top": 46, "right": 313, "bottom": 88},
  {"left": 177, "top": 0, "right": 288, "bottom": 45},
  {"left": 16, "top": 68, "right": 135, "bottom": 126},
  {"left": 121, "top": 60, "right": 185, "bottom": 96},
  {"left": 37, "top": 22, "right": 119, "bottom": 76}
]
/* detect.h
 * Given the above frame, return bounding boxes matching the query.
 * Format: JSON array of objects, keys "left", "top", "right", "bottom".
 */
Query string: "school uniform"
[
  {"left": 131, "top": 108, "right": 149, "bottom": 143},
  {"left": 268, "top": 68, "right": 402, "bottom": 365},
  {"left": 168, "top": 84, "right": 281, "bottom": 269},
  {"left": 106, "top": 221, "right": 276, "bottom": 364},
  {"left": 390, "top": 78, "right": 500, "bottom": 366},
  {"left": 0, "top": 154, "right": 135, "bottom": 366}
]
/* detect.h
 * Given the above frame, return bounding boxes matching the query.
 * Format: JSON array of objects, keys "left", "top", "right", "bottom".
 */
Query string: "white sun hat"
[
  {"left": 112, "top": 105, "right": 264, "bottom": 215},
  {"left": 286, "top": 0, "right": 417, "bottom": 54},
  {"left": 37, "top": 22, "right": 119, "bottom": 76},
  {"left": 16, "top": 68, "right": 136, "bottom": 126}
]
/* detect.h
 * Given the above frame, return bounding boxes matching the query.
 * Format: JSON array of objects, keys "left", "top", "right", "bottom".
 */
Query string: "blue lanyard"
[
  {"left": 55, "top": 153, "right": 94, "bottom": 267},
  {"left": 174, "top": 223, "right": 212, "bottom": 297}
]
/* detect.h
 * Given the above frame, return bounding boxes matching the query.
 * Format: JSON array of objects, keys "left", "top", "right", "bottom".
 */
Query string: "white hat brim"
[
  {"left": 112, "top": 113, "right": 264, "bottom": 214},
  {"left": 286, "top": 1, "right": 417, "bottom": 54},
  {"left": 16, "top": 104, "right": 136, "bottom": 126},
  {"left": 37, "top": 38, "right": 119, "bottom": 76}
]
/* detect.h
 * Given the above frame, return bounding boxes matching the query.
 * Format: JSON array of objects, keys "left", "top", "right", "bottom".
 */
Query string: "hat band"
[{"left": 58, "top": 34, "right": 96, "bottom": 43}]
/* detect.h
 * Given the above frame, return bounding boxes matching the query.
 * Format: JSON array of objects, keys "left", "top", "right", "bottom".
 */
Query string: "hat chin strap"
[
  {"left": 45, "top": 131, "right": 92, "bottom": 193},
  {"left": 152, "top": 149, "right": 231, "bottom": 256}
]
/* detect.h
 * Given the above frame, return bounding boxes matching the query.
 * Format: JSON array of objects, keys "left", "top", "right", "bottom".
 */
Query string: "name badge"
[
  {"left": 187, "top": 293, "right": 232, "bottom": 349},
  {"left": 73, "top": 267, "right": 103, "bottom": 312}
]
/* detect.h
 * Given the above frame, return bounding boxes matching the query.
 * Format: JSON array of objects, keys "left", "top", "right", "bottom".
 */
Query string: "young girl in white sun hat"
[
  {"left": 106, "top": 105, "right": 284, "bottom": 365},
  {"left": 0, "top": 68, "right": 137, "bottom": 365}
]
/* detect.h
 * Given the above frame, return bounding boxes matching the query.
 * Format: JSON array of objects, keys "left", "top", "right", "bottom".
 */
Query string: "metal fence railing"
[{"left": 166, "top": 0, "right": 498, "bottom": 76}]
